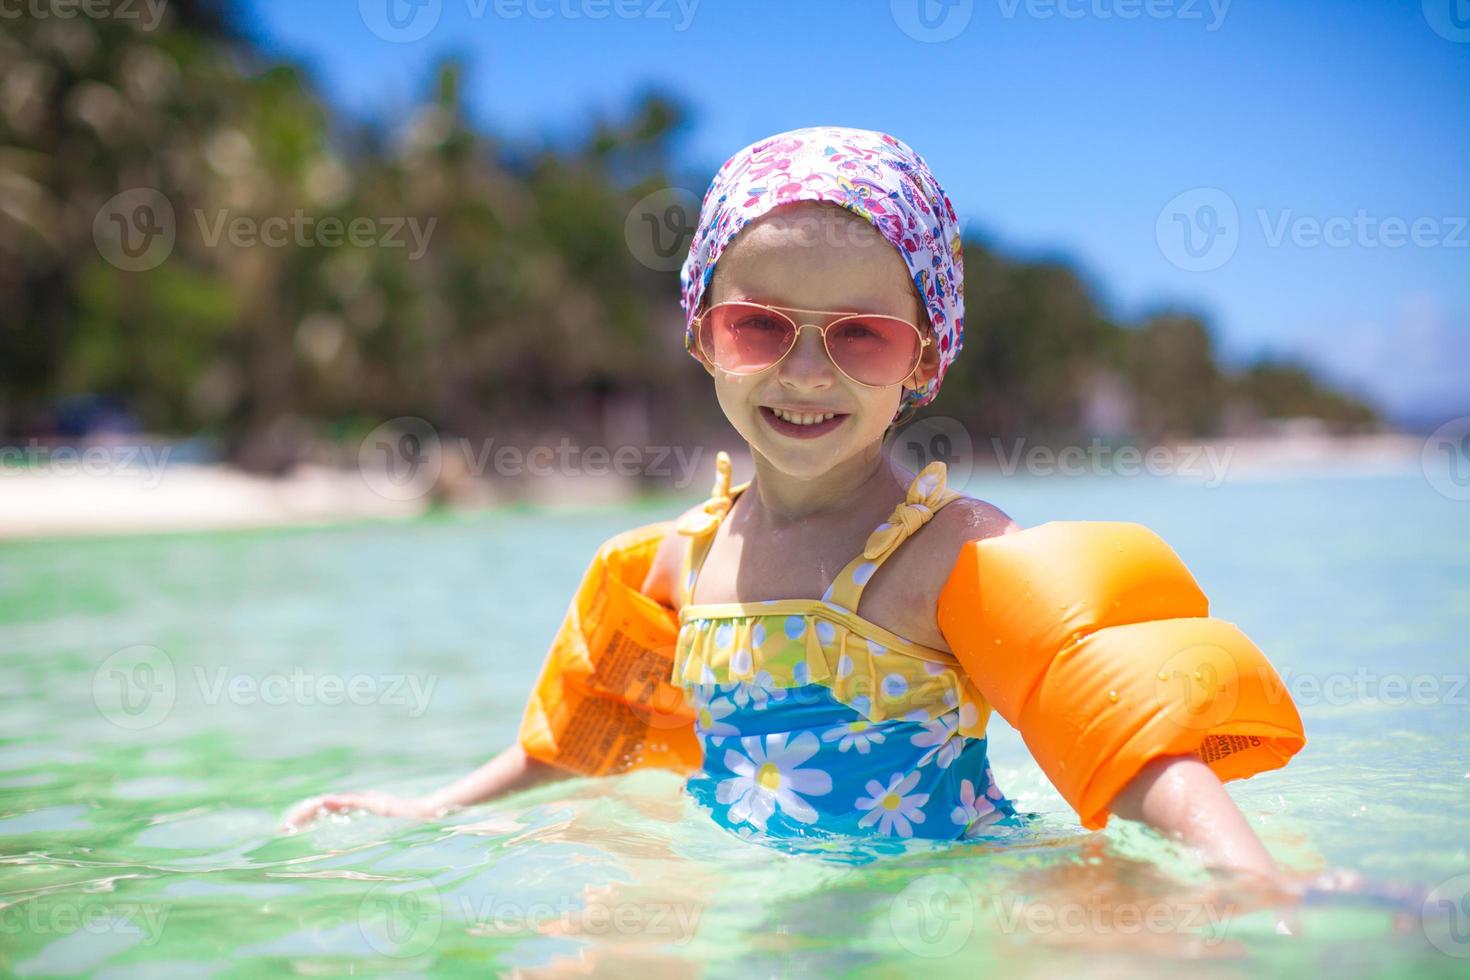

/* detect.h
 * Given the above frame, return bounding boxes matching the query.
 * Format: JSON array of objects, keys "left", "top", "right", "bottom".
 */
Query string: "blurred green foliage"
[{"left": 0, "top": 1, "right": 1378, "bottom": 473}]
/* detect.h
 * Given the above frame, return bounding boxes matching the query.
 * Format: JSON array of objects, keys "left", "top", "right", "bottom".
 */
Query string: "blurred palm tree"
[{"left": 0, "top": 1, "right": 1379, "bottom": 475}]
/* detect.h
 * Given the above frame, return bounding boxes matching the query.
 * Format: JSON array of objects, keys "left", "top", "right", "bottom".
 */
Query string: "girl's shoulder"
[
  {"left": 911, "top": 493, "right": 1023, "bottom": 596},
  {"left": 639, "top": 500, "right": 707, "bottom": 610},
  {"left": 855, "top": 492, "right": 1019, "bottom": 651},
  {"left": 929, "top": 493, "right": 1022, "bottom": 548}
]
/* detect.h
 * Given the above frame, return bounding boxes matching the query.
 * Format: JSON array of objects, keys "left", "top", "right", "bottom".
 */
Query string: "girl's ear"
[
  {"left": 690, "top": 310, "right": 716, "bottom": 376},
  {"left": 694, "top": 344, "right": 716, "bottom": 377},
  {"left": 904, "top": 328, "right": 942, "bottom": 392}
]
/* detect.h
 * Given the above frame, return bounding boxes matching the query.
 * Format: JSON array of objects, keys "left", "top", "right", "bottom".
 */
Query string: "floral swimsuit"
[{"left": 672, "top": 453, "right": 1015, "bottom": 842}]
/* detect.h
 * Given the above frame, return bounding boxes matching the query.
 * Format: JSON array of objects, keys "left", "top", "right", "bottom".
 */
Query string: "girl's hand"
[
  {"left": 278, "top": 745, "right": 569, "bottom": 834},
  {"left": 280, "top": 791, "right": 444, "bottom": 832}
]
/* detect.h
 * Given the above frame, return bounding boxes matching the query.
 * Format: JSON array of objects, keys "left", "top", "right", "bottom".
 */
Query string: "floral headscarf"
[{"left": 679, "top": 125, "right": 966, "bottom": 409}]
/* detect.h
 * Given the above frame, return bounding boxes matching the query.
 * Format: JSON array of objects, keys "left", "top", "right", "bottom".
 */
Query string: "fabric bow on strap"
[
  {"left": 677, "top": 451, "right": 734, "bottom": 537},
  {"left": 861, "top": 461, "right": 951, "bottom": 562}
]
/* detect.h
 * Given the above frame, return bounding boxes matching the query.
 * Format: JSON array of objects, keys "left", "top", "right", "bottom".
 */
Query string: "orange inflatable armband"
[
  {"left": 517, "top": 521, "right": 701, "bottom": 776},
  {"left": 938, "top": 521, "right": 1305, "bottom": 830}
]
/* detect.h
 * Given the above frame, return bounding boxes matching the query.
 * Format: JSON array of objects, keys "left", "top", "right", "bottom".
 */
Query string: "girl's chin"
[{"left": 744, "top": 420, "right": 891, "bottom": 473}]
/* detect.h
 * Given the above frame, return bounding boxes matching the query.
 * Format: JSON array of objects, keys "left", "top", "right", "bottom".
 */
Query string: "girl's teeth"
[{"left": 773, "top": 409, "right": 835, "bottom": 425}]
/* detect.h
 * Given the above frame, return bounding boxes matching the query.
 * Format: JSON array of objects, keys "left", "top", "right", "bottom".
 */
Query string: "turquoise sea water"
[{"left": 1, "top": 465, "right": 1467, "bottom": 976}]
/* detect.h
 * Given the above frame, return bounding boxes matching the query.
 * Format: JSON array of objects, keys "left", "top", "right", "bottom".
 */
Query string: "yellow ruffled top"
[{"left": 671, "top": 451, "right": 993, "bottom": 738}]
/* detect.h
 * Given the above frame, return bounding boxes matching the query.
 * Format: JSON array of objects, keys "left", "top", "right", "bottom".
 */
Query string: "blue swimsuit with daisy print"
[{"left": 670, "top": 451, "right": 1015, "bottom": 842}]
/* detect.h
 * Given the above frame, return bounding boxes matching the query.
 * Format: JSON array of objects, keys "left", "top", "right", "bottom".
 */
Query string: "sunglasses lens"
[
  {"left": 702, "top": 303, "right": 795, "bottom": 374},
  {"left": 825, "top": 317, "right": 923, "bottom": 386},
  {"left": 700, "top": 303, "right": 923, "bottom": 386}
]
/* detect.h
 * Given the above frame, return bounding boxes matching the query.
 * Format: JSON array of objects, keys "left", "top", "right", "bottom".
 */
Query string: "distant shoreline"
[{"left": 0, "top": 431, "right": 1429, "bottom": 541}]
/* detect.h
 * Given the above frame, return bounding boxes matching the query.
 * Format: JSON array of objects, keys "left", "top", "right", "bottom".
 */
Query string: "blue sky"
[{"left": 242, "top": 0, "right": 1469, "bottom": 423}]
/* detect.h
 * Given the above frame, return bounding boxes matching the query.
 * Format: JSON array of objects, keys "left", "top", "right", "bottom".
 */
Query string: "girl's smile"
[{"left": 758, "top": 404, "right": 851, "bottom": 439}]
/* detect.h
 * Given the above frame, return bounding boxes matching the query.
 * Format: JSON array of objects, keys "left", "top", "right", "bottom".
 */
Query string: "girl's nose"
[{"left": 776, "top": 323, "right": 836, "bottom": 389}]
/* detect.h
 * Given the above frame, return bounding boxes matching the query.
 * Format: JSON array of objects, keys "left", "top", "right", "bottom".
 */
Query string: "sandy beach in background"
[
  {"left": 0, "top": 431, "right": 1429, "bottom": 540},
  {"left": 0, "top": 464, "right": 423, "bottom": 540}
]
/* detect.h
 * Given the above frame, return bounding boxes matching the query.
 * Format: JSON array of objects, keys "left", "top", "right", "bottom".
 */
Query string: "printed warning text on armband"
[
  {"left": 550, "top": 577, "right": 681, "bottom": 774},
  {"left": 554, "top": 696, "right": 647, "bottom": 775},
  {"left": 591, "top": 628, "right": 674, "bottom": 707},
  {"left": 1198, "top": 733, "right": 1261, "bottom": 764}
]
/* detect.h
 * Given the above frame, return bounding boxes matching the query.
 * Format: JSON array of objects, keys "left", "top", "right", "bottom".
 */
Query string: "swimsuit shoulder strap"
[
  {"left": 824, "top": 460, "right": 965, "bottom": 612},
  {"left": 675, "top": 450, "right": 749, "bottom": 608}
]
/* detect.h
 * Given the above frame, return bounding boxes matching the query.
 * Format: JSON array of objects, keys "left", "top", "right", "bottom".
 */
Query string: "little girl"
[{"left": 285, "top": 126, "right": 1298, "bottom": 885}]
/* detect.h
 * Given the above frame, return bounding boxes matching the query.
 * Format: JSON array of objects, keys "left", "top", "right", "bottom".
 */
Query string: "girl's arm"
[
  {"left": 1110, "top": 754, "right": 1282, "bottom": 883},
  {"left": 283, "top": 520, "right": 695, "bottom": 834},
  {"left": 280, "top": 743, "right": 567, "bottom": 831},
  {"left": 927, "top": 505, "right": 1302, "bottom": 886}
]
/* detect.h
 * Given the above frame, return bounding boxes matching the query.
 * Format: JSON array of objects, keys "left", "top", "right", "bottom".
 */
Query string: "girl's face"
[{"left": 695, "top": 203, "right": 940, "bottom": 480}]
